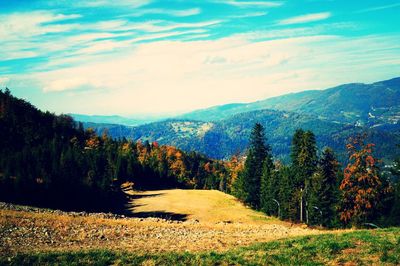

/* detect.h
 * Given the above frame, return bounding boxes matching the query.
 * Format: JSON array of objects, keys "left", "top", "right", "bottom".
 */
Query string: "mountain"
[
  {"left": 100, "top": 110, "right": 398, "bottom": 162},
  {"left": 178, "top": 77, "right": 400, "bottom": 127},
  {"left": 69, "top": 113, "right": 172, "bottom": 126},
  {"left": 87, "top": 77, "right": 400, "bottom": 162}
]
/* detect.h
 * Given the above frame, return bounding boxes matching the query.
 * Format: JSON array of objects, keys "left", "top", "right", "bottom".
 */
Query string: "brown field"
[
  {"left": 0, "top": 189, "right": 335, "bottom": 256},
  {"left": 125, "top": 189, "right": 284, "bottom": 225}
]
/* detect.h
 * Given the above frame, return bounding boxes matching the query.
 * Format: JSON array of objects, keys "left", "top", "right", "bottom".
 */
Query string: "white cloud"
[
  {"left": 43, "top": 78, "right": 102, "bottom": 92},
  {"left": 230, "top": 11, "right": 268, "bottom": 18},
  {"left": 126, "top": 8, "right": 201, "bottom": 17},
  {"left": 77, "top": 40, "right": 131, "bottom": 54},
  {"left": 75, "top": 0, "right": 151, "bottom": 8},
  {"left": 131, "top": 29, "right": 207, "bottom": 42},
  {"left": 168, "top": 8, "right": 201, "bottom": 17},
  {"left": 67, "top": 32, "right": 130, "bottom": 43},
  {"left": 29, "top": 33, "right": 400, "bottom": 115},
  {"left": 278, "top": 12, "right": 331, "bottom": 25},
  {"left": 356, "top": 3, "right": 400, "bottom": 13},
  {"left": 121, "top": 20, "right": 222, "bottom": 33},
  {"left": 0, "top": 7, "right": 220, "bottom": 62},
  {"left": 221, "top": 1, "right": 283, "bottom": 8},
  {"left": 0, "top": 11, "right": 79, "bottom": 43}
]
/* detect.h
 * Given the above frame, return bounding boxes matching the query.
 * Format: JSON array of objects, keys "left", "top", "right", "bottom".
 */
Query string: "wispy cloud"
[
  {"left": 356, "top": 3, "right": 400, "bottom": 14},
  {"left": 127, "top": 8, "right": 201, "bottom": 17},
  {"left": 120, "top": 20, "right": 222, "bottom": 33},
  {"left": 220, "top": 1, "right": 283, "bottom": 8},
  {"left": 75, "top": 0, "right": 151, "bottom": 8},
  {"left": 0, "top": 6, "right": 220, "bottom": 63},
  {"left": 230, "top": 11, "right": 268, "bottom": 18},
  {"left": 235, "top": 22, "right": 356, "bottom": 41},
  {"left": 0, "top": 11, "right": 80, "bottom": 43},
  {"left": 20, "top": 33, "right": 399, "bottom": 114},
  {"left": 278, "top": 12, "right": 331, "bottom": 25},
  {"left": 2, "top": 0, "right": 400, "bottom": 115}
]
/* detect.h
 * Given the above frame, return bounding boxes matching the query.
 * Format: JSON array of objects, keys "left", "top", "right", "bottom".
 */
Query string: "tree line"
[{"left": 232, "top": 123, "right": 400, "bottom": 227}]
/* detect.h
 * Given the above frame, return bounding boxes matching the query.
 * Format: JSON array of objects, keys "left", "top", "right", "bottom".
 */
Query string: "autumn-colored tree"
[
  {"left": 226, "top": 154, "right": 244, "bottom": 193},
  {"left": 339, "top": 135, "right": 385, "bottom": 226},
  {"left": 85, "top": 128, "right": 100, "bottom": 149}
]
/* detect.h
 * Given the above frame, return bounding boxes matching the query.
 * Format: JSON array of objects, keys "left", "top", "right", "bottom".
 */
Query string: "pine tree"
[
  {"left": 308, "top": 148, "right": 339, "bottom": 227},
  {"left": 260, "top": 154, "right": 275, "bottom": 215},
  {"left": 291, "top": 129, "right": 304, "bottom": 172},
  {"left": 241, "top": 123, "right": 268, "bottom": 208},
  {"left": 388, "top": 149, "right": 400, "bottom": 225},
  {"left": 277, "top": 165, "right": 296, "bottom": 220},
  {"left": 290, "top": 129, "right": 318, "bottom": 222},
  {"left": 301, "top": 131, "right": 318, "bottom": 181},
  {"left": 389, "top": 180, "right": 400, "bottom": 225}
]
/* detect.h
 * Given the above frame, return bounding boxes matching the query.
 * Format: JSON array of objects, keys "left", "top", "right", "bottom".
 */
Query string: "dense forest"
[
  {"left": 0, "top": 89, "right": 235, "bottom": 212},
  {"left": 232, "top": 123, "right": 400, "bottom": 227},
  {"left": 1, "top": 89, "right": 399, "bottom": 227}
]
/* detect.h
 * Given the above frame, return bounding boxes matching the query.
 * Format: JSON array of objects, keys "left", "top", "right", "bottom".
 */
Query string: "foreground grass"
[{"left": 3, "top": 228, "right": 399, "bottom": 265}]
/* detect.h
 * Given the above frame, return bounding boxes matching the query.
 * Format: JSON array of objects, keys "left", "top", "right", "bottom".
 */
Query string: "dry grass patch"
[
  {"left": 1, "top": 189, "right": 334, "bottom": 258},
  {"left": 126, "top": 189, "right": 284, "bottom": 225}
]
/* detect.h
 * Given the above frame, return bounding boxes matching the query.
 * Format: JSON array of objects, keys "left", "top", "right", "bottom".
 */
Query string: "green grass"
[{"left": 2, "top": 228, "right": 399, "bottom": 266}]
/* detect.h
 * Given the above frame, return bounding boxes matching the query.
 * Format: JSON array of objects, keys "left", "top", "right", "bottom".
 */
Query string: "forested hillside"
[
  {"left": 84, "top": 77, "right": 400, "bottom": 162},
  {"left": 0, "top": 89, "right": 236, "bottom": 211},
  {"left": 179, "top": 77, "right": 400, "bottom": 126},
  {"left": 94, "top": 110, "right": 400, "bottom": 162}
]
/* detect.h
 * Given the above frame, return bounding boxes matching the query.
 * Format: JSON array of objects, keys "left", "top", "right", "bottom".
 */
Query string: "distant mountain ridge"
[
  {"left": 69, "top": 113, "right": 173, "bottom": 127},
  {"left": 178, "top": 77, "right": 400, "bottom": 126},
  {"left": 85, "top": 77, "right": 400, "bottom": 162}
]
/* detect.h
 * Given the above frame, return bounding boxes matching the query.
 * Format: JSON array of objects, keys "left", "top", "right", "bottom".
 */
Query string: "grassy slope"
[
  {"left": 0, "top": 190, "right": 319, "bottom": 256},
  {"left": 3, "top": 228, "right": 399, "bottom": 265},
  {"left": 126, "top": 189, "right": 281, "bottom": 224}
]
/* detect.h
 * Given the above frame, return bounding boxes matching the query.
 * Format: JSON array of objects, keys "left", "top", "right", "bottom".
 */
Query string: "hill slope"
[
  {"left": 5, "top": 228, "right": 399, "bottom": 265},
  {"left": 179, "top": 77, "right": 400, "bottom": 126},
  {"left": 99, "top": 109, "right": 400, "bottom": 161},
  {"left": 1, "top": 192, "right": 318, "bottom": 256}
]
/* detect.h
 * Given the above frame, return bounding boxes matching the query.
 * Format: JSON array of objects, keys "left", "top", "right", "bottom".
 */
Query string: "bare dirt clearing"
[{"left": 0, "top": 189, "right": 331, "bottom": 256}]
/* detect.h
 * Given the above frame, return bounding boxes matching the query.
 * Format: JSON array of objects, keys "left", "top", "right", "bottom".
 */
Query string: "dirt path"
[{"left": 0, "top": 190, "right": 327, "bottom": 255}]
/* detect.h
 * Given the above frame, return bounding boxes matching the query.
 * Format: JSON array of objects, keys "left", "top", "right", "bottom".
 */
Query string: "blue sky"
[{"left": 1, "top": 0, "right": 400, "bottom": 115}]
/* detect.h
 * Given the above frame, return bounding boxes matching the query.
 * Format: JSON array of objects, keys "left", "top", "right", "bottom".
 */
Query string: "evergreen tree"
[
  {"left": 290, "top": 129, "right": 318, "bottom": 222},
  {"left": 260, "top": 153, "right": 275, "bottom": 215},
  {"left": 308, "top": 148, "right": 339, "bottom": 227},
  {"left": 388, "top": 149, "right": 400, "bottom": 225},
  {"left": 291, "top": 129, "right": 304, "bottom": 173},
  {"left": 389, "top": 180, "right": 400, "bottom": 225},
  {"left": 241, "top": 123, "right": 268, "bottom": 208},
  {"left": 277, "top": 165, "right": 296, "bottom": 220}
]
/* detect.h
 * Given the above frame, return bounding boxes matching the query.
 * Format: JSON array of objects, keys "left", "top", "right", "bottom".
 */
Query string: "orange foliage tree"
[{"left": 339, "top": 134, "right": 384, "bottom": 226}]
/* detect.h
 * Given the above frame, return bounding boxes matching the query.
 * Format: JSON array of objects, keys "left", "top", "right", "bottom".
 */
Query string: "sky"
[{"left": 1, "top": 0, "right": 400, "bottom": 116}]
